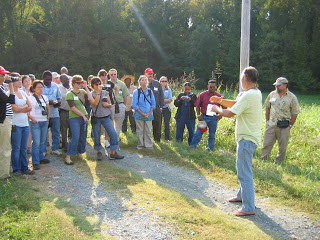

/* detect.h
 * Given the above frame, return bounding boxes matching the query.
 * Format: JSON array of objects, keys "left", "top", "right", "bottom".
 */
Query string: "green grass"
[
  {"left": 0, "top": 178, "right": 111, "bottom": 239},
  {"left": 120, "top": 91, "right": 320, "bottom": 219}
]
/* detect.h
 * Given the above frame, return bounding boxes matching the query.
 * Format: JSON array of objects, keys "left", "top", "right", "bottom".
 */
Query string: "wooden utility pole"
[{"left": 239, "top": 0, "right": 251, "bottom": 92}]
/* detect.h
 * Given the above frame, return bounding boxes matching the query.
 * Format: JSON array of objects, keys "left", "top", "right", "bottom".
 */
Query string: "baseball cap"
[
  {"left": 0, "top": 66, "right": 11, "bottom": 75},
  {"left": 198, "top": 121, "right": 208, "bottom": 133},
  {"left": 144, "top": 68, "right": 154, "bottom": 74},
  {"left": 273, "top": 77, "right": 288, "bottom": 86},
  {"left": 52, "top": 72, "right": 60, "bottom": 78}
]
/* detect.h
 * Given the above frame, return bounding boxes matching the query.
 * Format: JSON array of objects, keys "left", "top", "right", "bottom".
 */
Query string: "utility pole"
[{"left": 239, "top": 0, "right": 251, "bottom": 92}]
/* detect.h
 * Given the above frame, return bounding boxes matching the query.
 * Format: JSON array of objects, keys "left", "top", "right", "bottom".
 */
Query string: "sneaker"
[
  {"left": 105, "top": 140, "right": 110, "bottom": 148},
  {"left": 110, "top": 152, "right": 124, "bottom": 160},
  {"left": 40, "top": 159, "right": 50, "bottom": 164},
  {"left": 64, "top": 158, "right": 74, "bottom": 165},
  {"left": 137, "top": 146, "right": 144, "bottom": 150},
  {"left": 24, "top": 170, "right": 35, "bottom": 175},
  {"left": 33, "top": 164, "right": 40, "bottom": 170},
  {"left": 97, "top": 151, "right": 103, "bottom": 161},
  {"left": 13, "top": 172, "right": 22, "bottom": 176},
  {"left": 52, "top": 150, "right": 62, "bottom": 155}
]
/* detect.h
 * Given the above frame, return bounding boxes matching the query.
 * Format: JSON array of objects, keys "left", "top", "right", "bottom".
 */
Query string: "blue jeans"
[
  {"left": 175, "top": 108, "right": 195, "bottom": 145},
  {"left": 161, "top": 108, "right": 171, "bottom": 140},
  {"left": 236, "top": 139, "right": 257, "bottom": 212},
  {"left": 67, "top": 116, "right": 87, "bottom": 156},
  {"left": 190, "top": 115, "right": 217, "bottom": 150},
  {"left": 11, "top": 126, "right": 29, "bottom": 173},
  {"left": 30, "top": 121, "right": 48, "bottom": 165},
  {"left": 46, "top": 117, "right": 60, "bottom": 151},
  {"left": 92, "top": 116, "right": 119, "bottom": 150}
]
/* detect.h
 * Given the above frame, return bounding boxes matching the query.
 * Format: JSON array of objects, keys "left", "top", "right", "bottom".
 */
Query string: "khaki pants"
[
  {"left": 0, "top": 118, "right": 12, "bottom": 179},
  {"left": 261, "top": 124, "right": 290, "bottom": 162},
  {"left": 135, "top": 119, "right": 153, "bottom": 148}
]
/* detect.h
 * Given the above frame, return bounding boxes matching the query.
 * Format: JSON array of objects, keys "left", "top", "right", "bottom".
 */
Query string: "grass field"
[{"left": 0, "top": 89, "right": 319, "bottom": 239}]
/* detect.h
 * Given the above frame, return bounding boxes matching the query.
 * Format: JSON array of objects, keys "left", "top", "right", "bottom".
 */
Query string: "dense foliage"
[{"left": 1, "top": 0, "right": 319, "bottom": 92}]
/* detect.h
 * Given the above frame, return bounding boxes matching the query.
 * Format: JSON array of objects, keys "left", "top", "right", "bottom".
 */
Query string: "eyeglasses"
[
  {"left": 110, "top": 74, "right": 117, "bottom": 76},
  {"left": 95, "top": 83, "right": 101, "bottom": 86},
  {"left": 74, "top": 82, "right": 83, "bottom": 85},
  {"left": 161, "top": 81, "right": 167, "bottom": 83}
]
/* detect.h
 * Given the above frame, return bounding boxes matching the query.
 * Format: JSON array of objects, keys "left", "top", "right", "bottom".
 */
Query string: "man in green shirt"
[{"left": 211, "top": 66, "right": 262, "bottom": 217}]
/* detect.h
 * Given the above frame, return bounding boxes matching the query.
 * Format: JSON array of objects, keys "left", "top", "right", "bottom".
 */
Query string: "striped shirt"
[{"left": 0, "top": 86, "right": 13, "bottom": 118}]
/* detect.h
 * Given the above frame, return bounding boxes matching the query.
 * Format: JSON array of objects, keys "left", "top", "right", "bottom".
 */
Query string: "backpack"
[{"left": 137, "top": 88, "right": 152, "bottom": 104}]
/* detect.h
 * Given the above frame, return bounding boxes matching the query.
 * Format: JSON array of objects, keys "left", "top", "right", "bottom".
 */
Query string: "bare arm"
[
  {"left": 211, "top": 105, "right": 235, "bottom": 118},
  {"left": 11, "top": 104, "right": 29, "bottom": 113},
  {"left": 290, "top": 114, "right": 298, "bottom": 128},
  {"left": 102, "top": 94, "right": 112, "bottom": 108},
  {"left": 210, "top": 96, "right": 237, "bottom": 108},
  {"left": 265, "top": 108, "right": 270, "bottom": 121},
  {"left": 196, "top": 105, "right": 203, "bottom": 121}
]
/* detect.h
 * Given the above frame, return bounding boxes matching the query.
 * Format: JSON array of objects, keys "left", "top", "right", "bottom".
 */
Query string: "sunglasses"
[
  {"left": 95, "top": 83, "right": 101, "bottom": 86},
  {"left": 74, "top": 82, "right": 83, "bottom": 85},
  {"left": 161, "top": 81, "right": 167, "bottom": 83},
  {"left": 110, "top": 74, "right": 117, "bottom": 76}
]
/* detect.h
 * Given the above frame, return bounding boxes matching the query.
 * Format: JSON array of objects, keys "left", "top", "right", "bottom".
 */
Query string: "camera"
[
  {"left": 42, "top": 110, "right": 49, "bottom": 116},
  {"left": 4, "top": 76, "right": 19, "bottom": 84}
]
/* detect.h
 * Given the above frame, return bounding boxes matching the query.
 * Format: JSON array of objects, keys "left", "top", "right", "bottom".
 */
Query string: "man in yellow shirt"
[{"left": 211, "top": 66, "right": 262, "bottom": 217}]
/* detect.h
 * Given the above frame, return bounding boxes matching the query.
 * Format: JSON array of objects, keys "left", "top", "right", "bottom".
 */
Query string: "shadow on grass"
[{"left": 0, "top": 177, "right": 102, "bottom": 238}]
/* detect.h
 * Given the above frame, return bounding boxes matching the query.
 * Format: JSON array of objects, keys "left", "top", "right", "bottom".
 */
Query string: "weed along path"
[{"left": 37, "top": 147, "right": 319, "bottom": 240}]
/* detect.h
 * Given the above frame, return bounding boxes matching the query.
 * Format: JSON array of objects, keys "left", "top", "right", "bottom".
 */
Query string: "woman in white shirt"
[
  {"left": 28, "top": 80, "right": 50, "bottom": 170},
  {"left": 9, "top": 73, "right": 33, "bottom": 175}
]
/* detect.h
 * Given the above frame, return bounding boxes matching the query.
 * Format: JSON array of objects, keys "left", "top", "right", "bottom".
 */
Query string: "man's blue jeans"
[
  {"left": 190, "top": 115, "right": 217, "bottom": 150},
  {"left": 236, "top": 139, "right": 257, "bottom": 212},
  {"left": 67, "top": 116, "right": 87, "bottom": 156},
  {"left": 46, "top": 117, "right": 60, "bottom": 151},
  {"left": 30, "top": 121, "right": 48, "bottom": 165},
  {"left": 92, "top": 116, "right": 119, "bottom": 151},
  {"left": 11, "top": 126, "right": 29, "bottom": 173}
]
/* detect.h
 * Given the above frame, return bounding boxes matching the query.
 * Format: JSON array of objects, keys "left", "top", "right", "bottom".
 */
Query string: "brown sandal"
[
  {"left": 235, "top": 209, "right": 255, "bottom": 216},
  {"left": 228, "top": 197, "right": 242, "bottom": 203}
]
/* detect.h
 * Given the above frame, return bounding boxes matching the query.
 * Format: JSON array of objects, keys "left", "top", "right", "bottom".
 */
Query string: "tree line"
[{"left": 1, "top": 0, "right": 319, "bottom": 93}]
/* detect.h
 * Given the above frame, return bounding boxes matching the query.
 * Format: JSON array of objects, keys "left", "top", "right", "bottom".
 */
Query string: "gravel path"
[{"left": 36, "top": 147, "right": 319, "bottom": 240}]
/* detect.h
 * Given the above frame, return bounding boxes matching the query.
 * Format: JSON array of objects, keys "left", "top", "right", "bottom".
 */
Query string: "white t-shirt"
[
  {"left": 28, "top": 94, "right": 49, "bottom": 122},
  {"left": 8, "top": 90, "right": 29, "bottom": 127}
]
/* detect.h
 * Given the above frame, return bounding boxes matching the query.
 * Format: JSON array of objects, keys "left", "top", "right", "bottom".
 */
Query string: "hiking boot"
[
  {"left": 33, "top": 164, "right": 40, "bottom": 170},
  {"left": 97, "top": 151, "right": 103, "bottom": 161},
  {"left": 40, "top": 159, "right": 50, "bottom": 164},
  {"left": 64, "top": 158, "right": 74, "bottom": 165},
  {"left": 52, "top": 150, "right": 62, "bottom": 155},
  {"left": 110, "top": 152, "right": 124, "bottom": 160},
  {"left": 24, "top": 170, "right": 35, "bottom": 175}
]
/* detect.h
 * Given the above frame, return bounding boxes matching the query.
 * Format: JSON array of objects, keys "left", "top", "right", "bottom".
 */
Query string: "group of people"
[{"left": 0, "top": 65, "right": 300, "bottom": 217}]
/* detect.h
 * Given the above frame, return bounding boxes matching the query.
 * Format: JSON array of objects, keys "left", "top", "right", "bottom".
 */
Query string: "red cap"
[
  {"left": 0, "top": 66, "right": 11, "bottom": 75},
  {"left": 144, "top": 68, "right": 154, "bottom": 74}
]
